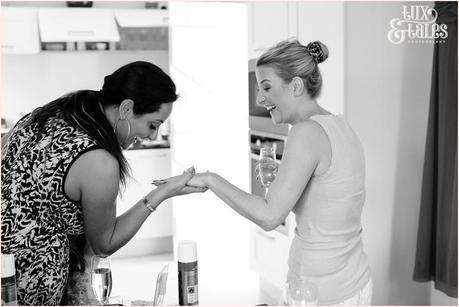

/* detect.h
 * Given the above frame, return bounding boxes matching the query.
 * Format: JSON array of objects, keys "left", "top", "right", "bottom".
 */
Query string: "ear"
[
  {"left": 291, "top": 76, "right": 305, "bottom": 97},
  {"left": 118, "top": 99, "right": 134, "bottom": 119}
]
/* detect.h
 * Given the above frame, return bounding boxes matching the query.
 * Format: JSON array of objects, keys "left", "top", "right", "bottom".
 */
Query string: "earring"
[
  {"left": 113, "top": 118, "right": 131, "bottom": 146},
  {"left": 123, "top": 118, "right": 131, "bottom": 145},
  {"left": 114, "top": 118, "right": 120, "bottom": 134}
]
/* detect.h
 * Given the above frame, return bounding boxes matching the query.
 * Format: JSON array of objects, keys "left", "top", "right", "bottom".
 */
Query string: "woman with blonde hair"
[{"left": 157, "top": 39, "right": 372, "bottom": 304}]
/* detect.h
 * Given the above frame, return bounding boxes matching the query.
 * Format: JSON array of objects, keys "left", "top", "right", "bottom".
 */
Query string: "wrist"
[
  {"left": 145, "top": 190, "right": 164, "bottom": 210},
  {"left": 205, "top": 172, "right": 216, "bottom": 189},
  {"left": 142, "top": 198, "right": 156, "bottom": 213}
]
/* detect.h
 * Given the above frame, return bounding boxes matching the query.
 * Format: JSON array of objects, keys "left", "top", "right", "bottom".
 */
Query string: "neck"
[
  {"left": 100, "top": 104, "right": 118, "bottom": 130},
  {"left": 290, "top": 97, "right": 331, "bottom": 125}
]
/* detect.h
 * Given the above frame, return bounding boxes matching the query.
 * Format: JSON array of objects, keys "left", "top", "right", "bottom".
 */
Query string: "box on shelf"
[{"left": 114, "top": 9, "right": 169, "bottom": 50}]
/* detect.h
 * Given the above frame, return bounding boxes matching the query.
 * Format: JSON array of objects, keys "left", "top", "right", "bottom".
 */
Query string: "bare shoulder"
[
  {"left": 65, "top": 149, "right": 120, "bottom": 200},
  {"left": 289, "top": 120, "right": 328, "bottom": 144},
  {"left": 287, "top": 120, "right": 331, "bottom": 159},
  {"left": 287, "top": 120, "right": 332, "bottom": 174},
  {"left": 75, "top": 149, "right": 119, "bottom": 175}
]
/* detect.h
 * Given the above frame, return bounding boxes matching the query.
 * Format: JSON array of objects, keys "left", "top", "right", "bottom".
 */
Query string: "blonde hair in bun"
[{"left": 256, "top": 39, "right": 329, "bottom": 98}]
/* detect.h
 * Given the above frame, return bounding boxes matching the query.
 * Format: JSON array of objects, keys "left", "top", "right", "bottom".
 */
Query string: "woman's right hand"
[
  {"left": 150, "top": 166, "right": 208, "bottom": 201},
  {"left": 255, "top": 161, "right": 280, "bottom": 184}
]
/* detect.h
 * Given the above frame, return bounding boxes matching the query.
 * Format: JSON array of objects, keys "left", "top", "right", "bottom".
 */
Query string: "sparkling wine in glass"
[
  {"left": 91, "top": 255, "right": 112, "bottom": 305},
  {"left": 283, "top": 279, "right": 318, "bottom": 306},
  {"left": 258, "top": 146, "right": 278, "bottom": 188}
]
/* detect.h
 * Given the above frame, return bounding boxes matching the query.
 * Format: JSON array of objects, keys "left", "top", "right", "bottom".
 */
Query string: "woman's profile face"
[
  {"left": 255, "top": 65, "right": 293, "bottom": 124},
  {"left": 119, "top": 102, "right": 173, "bottom": 149}
]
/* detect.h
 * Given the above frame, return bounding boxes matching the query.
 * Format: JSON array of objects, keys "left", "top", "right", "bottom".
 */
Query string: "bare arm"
[
  {"left": 72, "top": 149, "right": 203, "bottom": 255},
  {"left": 188, "top": 121, "right": 328, "bottom": 231},
  {"left": 1, "top": 129, "right": 13, "bottom": 155}
]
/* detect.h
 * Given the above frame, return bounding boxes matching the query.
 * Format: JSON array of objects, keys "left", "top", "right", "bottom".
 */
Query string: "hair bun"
[{"left": 306, "top": 41, "right": 328, "bottom": 64}]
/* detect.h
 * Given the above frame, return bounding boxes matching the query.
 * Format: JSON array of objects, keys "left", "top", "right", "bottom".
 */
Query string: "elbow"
[
  {"left": 259, "top": 217, "right": 282, "bottom": 232},
  {"left": 260, "top": 223, "right": 276, "bottom": 232},
  {"left": 99, "top": 247, "right": 116, "bottom": 256},
  {"left": 91, "top": 245, "right": 115, "bottom": 256},
  {"left": 89, "top": 240, "right": 117, "bottom": 256}
]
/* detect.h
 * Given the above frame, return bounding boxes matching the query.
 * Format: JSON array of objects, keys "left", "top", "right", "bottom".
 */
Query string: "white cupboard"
[
  {"left": 247, "top": 1, "right": 297, "bottom": 59},
  {"left": 297, "top": 2, "right": 345, "bottom": 115},
  {"left": 1, "top": 7, "right": 40, "bottom": 54}
]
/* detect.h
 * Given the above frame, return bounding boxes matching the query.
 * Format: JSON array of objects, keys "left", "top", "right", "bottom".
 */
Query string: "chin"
[{"left": 270, "top": 113, "right": 283, "bottom": 125}]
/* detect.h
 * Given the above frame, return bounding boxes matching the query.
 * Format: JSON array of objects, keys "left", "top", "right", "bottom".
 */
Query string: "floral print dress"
[{"left": 1, "top": 113, "right": 99, "bottom": 305}]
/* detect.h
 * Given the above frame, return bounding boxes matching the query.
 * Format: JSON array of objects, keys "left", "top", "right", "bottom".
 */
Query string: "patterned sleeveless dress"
[{"left": 1, "top": 112, "right": 100, "bottom": 305}]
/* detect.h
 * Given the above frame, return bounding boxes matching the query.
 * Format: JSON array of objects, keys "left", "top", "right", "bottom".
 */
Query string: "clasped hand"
[{"left": 151, "top": 167, "right": 210, "bottom": 199}]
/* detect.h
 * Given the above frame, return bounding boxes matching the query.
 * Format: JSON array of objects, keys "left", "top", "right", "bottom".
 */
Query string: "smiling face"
[
  {"left": 255, "top": 65, "right": 294, "bottom": 125},
  {"left": 117, "top": 102, "right": 173, "bottom": 149}
]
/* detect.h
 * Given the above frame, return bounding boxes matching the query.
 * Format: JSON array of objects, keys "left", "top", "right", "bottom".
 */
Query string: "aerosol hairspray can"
[
  {"left": 178, "top": 240, "right": 198, "bottom": 306},
  {"left": 1, "top": 254, "right": 18, "bottom": 306}
]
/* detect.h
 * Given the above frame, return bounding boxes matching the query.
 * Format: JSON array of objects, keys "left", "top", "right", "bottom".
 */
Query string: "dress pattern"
[{"left": 1, "top": 112, "right": 99, "bottom": 305}]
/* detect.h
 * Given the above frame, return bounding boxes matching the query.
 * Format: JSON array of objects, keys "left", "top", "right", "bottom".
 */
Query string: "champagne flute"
[
  {"left": 258, "top": 145, "right": 278, "bottom": 193},
  {"left": 283, "top": 279, "right": 318, "bottom": 306},
  {"left": 91, "top": 255, "right": 112, "bottom": 305}
]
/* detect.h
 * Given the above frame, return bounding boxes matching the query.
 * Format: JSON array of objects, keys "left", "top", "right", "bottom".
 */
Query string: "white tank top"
[{"left": 287, "top": 114, "right": 371, "bottom": 304}]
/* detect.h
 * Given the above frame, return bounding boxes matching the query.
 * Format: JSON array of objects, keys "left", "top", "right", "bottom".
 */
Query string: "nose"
[{"left": 256, "top": 92, "right": 267, "bottom": 106}]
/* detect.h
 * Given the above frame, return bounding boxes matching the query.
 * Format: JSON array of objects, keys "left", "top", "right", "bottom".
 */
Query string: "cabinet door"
[
  {"left": 250, "top": 225, "right": 291, "bottom": 296},
  {"left": 297, "top": 2, "right": 345, "bottom": 115},
  {"left": 248, "top": 1, "right": 297, "bottom": 58},
  {"left": 1, "top": 7, "right": 40, "bottom": 54},
  {"left": 117, "top": 149, "right": 173, "bottom": 239}
]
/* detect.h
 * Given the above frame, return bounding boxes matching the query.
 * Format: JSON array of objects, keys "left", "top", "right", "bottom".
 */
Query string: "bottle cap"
[
  {"left": 1, "top": 254, "right": 16, "bottom": 278},
  {"left": 178, "top": 240, "right": 197, "bottom": 263}
]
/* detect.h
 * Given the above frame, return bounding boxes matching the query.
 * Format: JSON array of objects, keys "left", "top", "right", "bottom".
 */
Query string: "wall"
[
  {"left": 0, "top": 1, "right": 168, "bottom": 124},
  {"left": 345, "top": 1, "right": 444, "bottom": 305},
  {"left": 168, "top": 2, "right": 260, "bottom": 304},
  {"left": 1, "top": 51, "right": 168, "bottom": 124}
]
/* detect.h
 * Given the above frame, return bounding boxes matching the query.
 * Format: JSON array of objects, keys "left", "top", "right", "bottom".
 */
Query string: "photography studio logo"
[{"left": 388, "top": 5, "right": 448, "bottom": 44}]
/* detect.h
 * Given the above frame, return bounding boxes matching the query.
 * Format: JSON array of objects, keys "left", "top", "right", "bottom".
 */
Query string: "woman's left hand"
[
  {"left": 187, "top": 172, "right": 211, "bottom": 188},
  {"left": 152, "top": 171, "right": 211, "bottom": 189},
  {"left": 152, "top": 167, "right": 208, "bottom": 199}
]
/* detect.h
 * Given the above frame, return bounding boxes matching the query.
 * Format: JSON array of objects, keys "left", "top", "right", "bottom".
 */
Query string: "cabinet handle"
[
  {"left": 67, "top": 30, "right": 95, "bottom": 37},
  {"left": 257, "top": 230, "right": 275, "bottom": 241}
]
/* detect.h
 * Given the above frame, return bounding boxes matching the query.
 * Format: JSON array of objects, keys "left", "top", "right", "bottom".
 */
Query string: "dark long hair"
[{"left": 28, "top": 61, "right": 178, "bottom": 186}]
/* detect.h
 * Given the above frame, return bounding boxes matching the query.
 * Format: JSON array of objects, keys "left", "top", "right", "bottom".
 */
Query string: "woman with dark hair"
[
  {"left": 1, "top": 61, "right": 206, "bottom": 305},
  {"left": 157, "top": 40, "right": 372, "bottom": 305}
]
